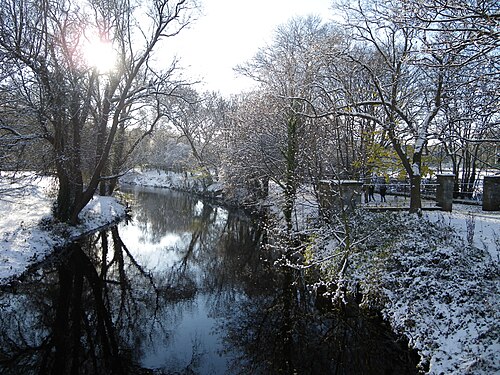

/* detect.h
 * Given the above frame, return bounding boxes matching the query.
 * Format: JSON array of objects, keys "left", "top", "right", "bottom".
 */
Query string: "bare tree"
[
  {"left": 223, "top": 91, "right": 278, "bottom": 205},
  {"left": 0, "top": 0, "right": 196, "bottom": 224},
  {"left": 404, "top": 0, "right": 500, "bottom": 195},
  {"left": 326, "top": 0, "right": 447, "bottom": 213},
  {"left": 139, "top": 127, "right": 195, "bottom": 172},
  {"left": 236, "top": 16, "right": 331, "bottom": 229},
  {"left": 162, "top": 88, "right": 227, "bottom": 186},
  {"left": 437, "top": 61, "right": 499, "bottom": 196}
]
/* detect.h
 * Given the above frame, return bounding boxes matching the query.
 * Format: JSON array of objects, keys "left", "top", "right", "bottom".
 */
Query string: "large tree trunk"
[
  {"left": 53, "top": 123, "right": 84, "bottom": 225},
  {"left": 55, "top": 168, "right": 84, "bottom": 225},
  {"left": 409, "top": 173, "right": 422, "bottom": 213},
  {"left": 54, "top": 168, "right": 73, "bottom": 223}
]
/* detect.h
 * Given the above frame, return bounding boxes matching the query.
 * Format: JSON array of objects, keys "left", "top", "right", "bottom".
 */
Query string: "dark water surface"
[{"left": 0, "top": 186, "right": 418, "bottom": 374}]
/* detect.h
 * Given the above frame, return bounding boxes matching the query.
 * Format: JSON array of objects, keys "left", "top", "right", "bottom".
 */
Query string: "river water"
[{"left": 0, "top": 186, "right": 418, "bottom": 374}]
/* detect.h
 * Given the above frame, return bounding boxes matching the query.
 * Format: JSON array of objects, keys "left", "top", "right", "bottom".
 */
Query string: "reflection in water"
[
  {"left": 0, "top": 238, "right": 129, "bottom": 374},
  {"left": 221, "top": 264, "right": 419, "bottom": 374},
  {"left": 0, "top": 186, "right": 418, "bottom": 374}
]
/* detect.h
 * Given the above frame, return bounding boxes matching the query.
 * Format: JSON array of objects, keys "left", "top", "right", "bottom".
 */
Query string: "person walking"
[
  {"left": 368, "top": 184, "right": 375, "bottom": 202},
  {"left": 362, "top": 184, "right": 369, "bottom": 203},
  {"left": 380, "top": 184, "right": 387, "bottom": 202}
]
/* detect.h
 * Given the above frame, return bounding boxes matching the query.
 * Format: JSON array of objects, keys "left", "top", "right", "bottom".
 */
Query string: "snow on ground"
[
  {"left": 119, "top": 168, "right": 211, "bottom": 193},
  {"left": 0, "top": 175, "right": 126, "bottom": 284},
  {"left": 417, "top": 207, "right": 499, "bottom": 374},
  {"left": 379, "top": 209, "right": 499, "bottom": 375},
  {"left": 325, "top": 203, "right": 499, "bottom": 375},
  {"left": 1, "top": 169, "right": 498, "bottom": 374}
]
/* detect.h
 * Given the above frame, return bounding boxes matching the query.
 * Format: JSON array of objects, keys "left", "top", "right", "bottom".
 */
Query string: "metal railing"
[{"left": 362, "top": 178, "right": 484, "bottom": 203}]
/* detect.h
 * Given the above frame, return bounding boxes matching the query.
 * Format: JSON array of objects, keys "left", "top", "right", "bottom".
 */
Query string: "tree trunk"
[
  {"left": 54, "top": 153, "right": 83, "bottom": 224},
  {"left": 284, "top": 112, "right": 299, "bottom": 232},
  {"left": 409, "top": 173, "right": 422, "bottom": 213},
  {"left": 387, "top": 129, "right": 423, "bottom": 213},
  {"left": 409, "top": 150, "right": 423, "bottom": 213},
  {"left": 52, "top": 98, "right": 86, "bottom": 224},
  {"left": 54, "top": 169, "right": 72, "bottom": 223}
]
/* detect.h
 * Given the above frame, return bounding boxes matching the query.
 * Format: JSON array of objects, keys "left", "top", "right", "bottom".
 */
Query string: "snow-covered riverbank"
[
  {"left": 344, "top": 210, "right": 499, "bottom": 375},
  {"left": 0, "top": 176, "right": 126, "bottom": 284}
]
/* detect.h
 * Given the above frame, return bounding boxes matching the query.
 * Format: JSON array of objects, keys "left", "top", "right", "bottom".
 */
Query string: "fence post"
[
  {"left": 482, "top": 176, "right": 500, "bottom": 211},
  {"left": 436, "top": 174, "right": 455, "bottom": 212}
]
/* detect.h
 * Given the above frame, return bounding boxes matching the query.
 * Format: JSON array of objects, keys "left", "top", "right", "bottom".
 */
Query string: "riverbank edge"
[
  {"left": 0, "top": 193, "right": 127, "bottom": 287},
  {"left": 118, "top": 175, "right": 266, "bottom": 219}
]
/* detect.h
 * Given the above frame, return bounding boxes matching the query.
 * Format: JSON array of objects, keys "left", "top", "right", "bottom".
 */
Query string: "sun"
[{"left": 82, "top": 35, "right": 117, "bottom": 73}]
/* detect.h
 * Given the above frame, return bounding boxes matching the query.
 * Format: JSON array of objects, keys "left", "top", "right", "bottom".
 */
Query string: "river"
[{"left": 0, "top": 186, "right": 418, "bottom": 374}]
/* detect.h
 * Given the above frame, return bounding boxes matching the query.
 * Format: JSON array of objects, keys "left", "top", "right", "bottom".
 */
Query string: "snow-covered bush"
[{"left": 306, "top": 210, "right": 499, "bottom": 374}]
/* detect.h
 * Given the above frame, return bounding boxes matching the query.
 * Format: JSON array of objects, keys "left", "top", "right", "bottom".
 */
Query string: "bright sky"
[{"left": 168, "top": 0, "right": 334, "bottom": 95}]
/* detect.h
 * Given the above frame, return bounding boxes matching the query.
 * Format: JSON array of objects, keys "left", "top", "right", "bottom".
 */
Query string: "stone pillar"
[
  {"left": 436, "top": 174, "right": 455, "bottom": 212},
  {"left": 339, "top": 180, "right": 363, "bottom": 211},
  {"left": 482, "top": 176, "right": 500, "bottom": 211},
  {"left": 318, "top": 180, "right": 363, "bottom": 216}
]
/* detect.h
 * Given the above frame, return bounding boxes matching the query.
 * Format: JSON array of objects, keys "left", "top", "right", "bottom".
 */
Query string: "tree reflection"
[
  {"left": 0, "top": 226, "right": 161, "bottom": 374},
  {"left": 0, "top": 190, "right": 266, "bottom": 374},
  {"left": 218, "top": 242, "right": 420, "bottom": 375},
  {"left": 46, "top": 242, "right": 123, "bottom": 374},
  {"left": 0, "top": 188, "right": 419, "bottom": 374},
  {"left": 121, "top": 186, "right": 205, "bottom": 244}
]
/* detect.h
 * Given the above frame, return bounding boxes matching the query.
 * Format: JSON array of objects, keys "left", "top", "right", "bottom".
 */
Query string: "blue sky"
[{"left": 167, "top": 0, "right": 334, "bottom": 95}]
